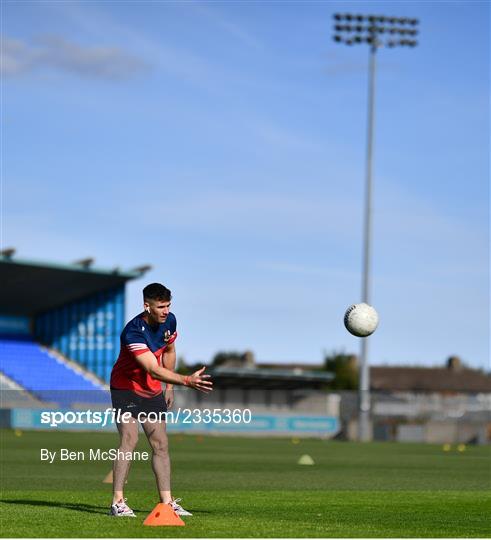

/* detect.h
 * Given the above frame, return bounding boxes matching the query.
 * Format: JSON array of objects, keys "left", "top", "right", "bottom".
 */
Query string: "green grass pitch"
[{"left": 1, "top": 429, "right": 490, "bottom": 537}]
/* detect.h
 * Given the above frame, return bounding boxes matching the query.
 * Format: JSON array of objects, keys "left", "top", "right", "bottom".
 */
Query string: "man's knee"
[
  {"left": 150, "top": 436, "right": 168, "bottom": 456},
  {"left": 119, "top": 428, "right": 138, "bottom": 450}
]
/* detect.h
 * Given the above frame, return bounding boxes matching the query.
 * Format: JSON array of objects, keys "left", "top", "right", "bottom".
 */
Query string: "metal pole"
[
  {"left": 332, "top": 12, "right": 419, "bottom": 441},
  {"left": 358, "top": 41, "right": 377, "bottom": 442}
]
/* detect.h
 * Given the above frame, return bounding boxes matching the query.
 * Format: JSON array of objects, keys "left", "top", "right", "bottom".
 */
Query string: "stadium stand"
[
  {"left": 0, "top": 372, "right": 45, "bottom": 407},
  {"left": 0, "top": 336, "right": 109, "bottom": 407},
  {"left": 0, "top": 254, "right": 149, "bottom": 409}
]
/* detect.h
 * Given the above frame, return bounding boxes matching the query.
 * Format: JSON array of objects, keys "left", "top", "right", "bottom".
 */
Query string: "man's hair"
[{"left": 143, "top": 283, "right": 172, "bottom": 302}]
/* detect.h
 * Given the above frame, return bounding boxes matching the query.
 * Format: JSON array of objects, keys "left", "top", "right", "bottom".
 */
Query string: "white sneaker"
[
  {"left": 169, "top": 498, "right": 192, "bottom": 516},
  {"left": 109, "top": 498, "right": 136, "bottom": 517}
]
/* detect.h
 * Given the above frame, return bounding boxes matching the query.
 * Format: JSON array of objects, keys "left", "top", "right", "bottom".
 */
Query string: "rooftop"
[
  {"left": 207, "top": 366, "right": 333, "bottom": 390},
  {"left": 0, "top": 253, "right": 150, "bottom": 316}
]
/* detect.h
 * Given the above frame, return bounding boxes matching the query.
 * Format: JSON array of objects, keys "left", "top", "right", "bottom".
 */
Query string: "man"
[{"left": 109, "top": 282, "right": 212, "bottom": 517}]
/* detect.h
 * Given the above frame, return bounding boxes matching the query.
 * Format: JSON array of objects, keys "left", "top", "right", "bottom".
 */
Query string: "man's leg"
[
  {"left": 113, "top": 416, "right": 139, "bottom": 503},
  {"left": 141, "top": 419, "right": 172, "bottom": 503}
]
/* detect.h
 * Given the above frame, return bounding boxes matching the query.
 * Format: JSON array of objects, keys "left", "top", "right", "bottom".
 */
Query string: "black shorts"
[{"left": 110, "top": 387, "right": 167, "bottom": 421}]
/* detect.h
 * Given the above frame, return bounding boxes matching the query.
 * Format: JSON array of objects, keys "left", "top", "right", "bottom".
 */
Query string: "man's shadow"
[
  {"left": 0, "top": 499, "right": 211, "bottom": 516},
  {"left": 0, "top": 499, "right": 142, "bottom": 515}
]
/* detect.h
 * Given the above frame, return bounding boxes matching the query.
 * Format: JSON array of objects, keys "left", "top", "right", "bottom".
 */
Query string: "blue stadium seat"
[{"left": 0, "top": 336, "right": 110, "bottom": 407}]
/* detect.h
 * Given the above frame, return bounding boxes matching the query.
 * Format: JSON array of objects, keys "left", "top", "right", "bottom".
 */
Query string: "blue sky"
[{"left": 2, "top": 1, "right": 489, "bottom": 369}]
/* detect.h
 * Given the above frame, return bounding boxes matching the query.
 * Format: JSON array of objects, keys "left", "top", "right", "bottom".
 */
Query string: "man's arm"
[
  {"left": 162, "top": 341, "right": 177, "bottom": 388},
  {"left": 162, "top": 342, "right": 177, "bottom": 407},
  {"left": 134, "top": 350, "right": 212, "bottom": 392}
]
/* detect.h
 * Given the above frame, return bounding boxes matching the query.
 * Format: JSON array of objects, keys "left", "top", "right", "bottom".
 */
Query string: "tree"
[
  {"left": 176, "top": 355, "right": 190, "bottom": 374},
  {"left": 323, "top": 350, "right": 359, "bottom": 390}
]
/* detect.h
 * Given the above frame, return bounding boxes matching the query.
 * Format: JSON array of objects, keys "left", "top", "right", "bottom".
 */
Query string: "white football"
[{"left": 344, "top": 303, "right": 379, "bottom": 337}]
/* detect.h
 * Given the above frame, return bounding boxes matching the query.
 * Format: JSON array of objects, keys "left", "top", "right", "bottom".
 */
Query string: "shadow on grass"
[
  {"left": 0, "top": 499, "right": 142, "bottom": 515},
  {"left": 0, "top": 499, "right": 212, "bottom": 517}
]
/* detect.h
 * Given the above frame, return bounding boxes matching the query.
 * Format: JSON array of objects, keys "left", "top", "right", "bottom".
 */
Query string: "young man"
[{"left": 109, "top": 283, "right": 212, "bottom": 517}]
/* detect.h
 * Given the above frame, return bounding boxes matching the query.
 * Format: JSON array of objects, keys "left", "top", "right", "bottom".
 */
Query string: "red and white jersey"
[{"left": 110, "top": 312, "right": 177, "bottom": 397}]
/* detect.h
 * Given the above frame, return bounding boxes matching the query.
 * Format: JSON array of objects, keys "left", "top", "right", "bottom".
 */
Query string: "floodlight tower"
[{"left": 332, "top": 14, "right": 419, "bottom": 441}]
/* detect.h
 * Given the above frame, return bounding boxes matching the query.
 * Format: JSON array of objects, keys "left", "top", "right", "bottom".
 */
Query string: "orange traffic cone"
[
  {"left": 102, "top": 470, "right": 127, "bottom": 484},
  {"left": 103, "top": 470, "right": 113, "bottom": 483},
  {"left": 143, "top": 503, "right": 185, "bottom": 526}
]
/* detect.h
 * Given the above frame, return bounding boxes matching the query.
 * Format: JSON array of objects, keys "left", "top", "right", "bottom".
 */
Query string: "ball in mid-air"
[{"left": 344, "top": 303, "right": 379, "bottom": 337}]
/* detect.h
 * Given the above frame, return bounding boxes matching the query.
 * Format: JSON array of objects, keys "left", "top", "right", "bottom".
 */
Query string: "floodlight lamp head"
[{"left": 132, "top": 264, "right": 153, "bottom": 274}]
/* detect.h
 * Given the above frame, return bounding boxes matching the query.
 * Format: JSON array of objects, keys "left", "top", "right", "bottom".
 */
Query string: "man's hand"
[
  {"left": 165, "top": 386, "right": 174, "bottom": 409},
  {"left": 183, "top": 366, "right": 213, "bottom": 393}
]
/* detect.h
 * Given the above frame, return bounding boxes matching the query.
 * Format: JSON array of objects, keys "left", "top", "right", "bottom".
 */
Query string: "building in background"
[
  {"left": 367, "top": 356, "right": 491, "bottom": 444},
  {"left": 211, "top": 353, "right": 490, "bottom": 444}
]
